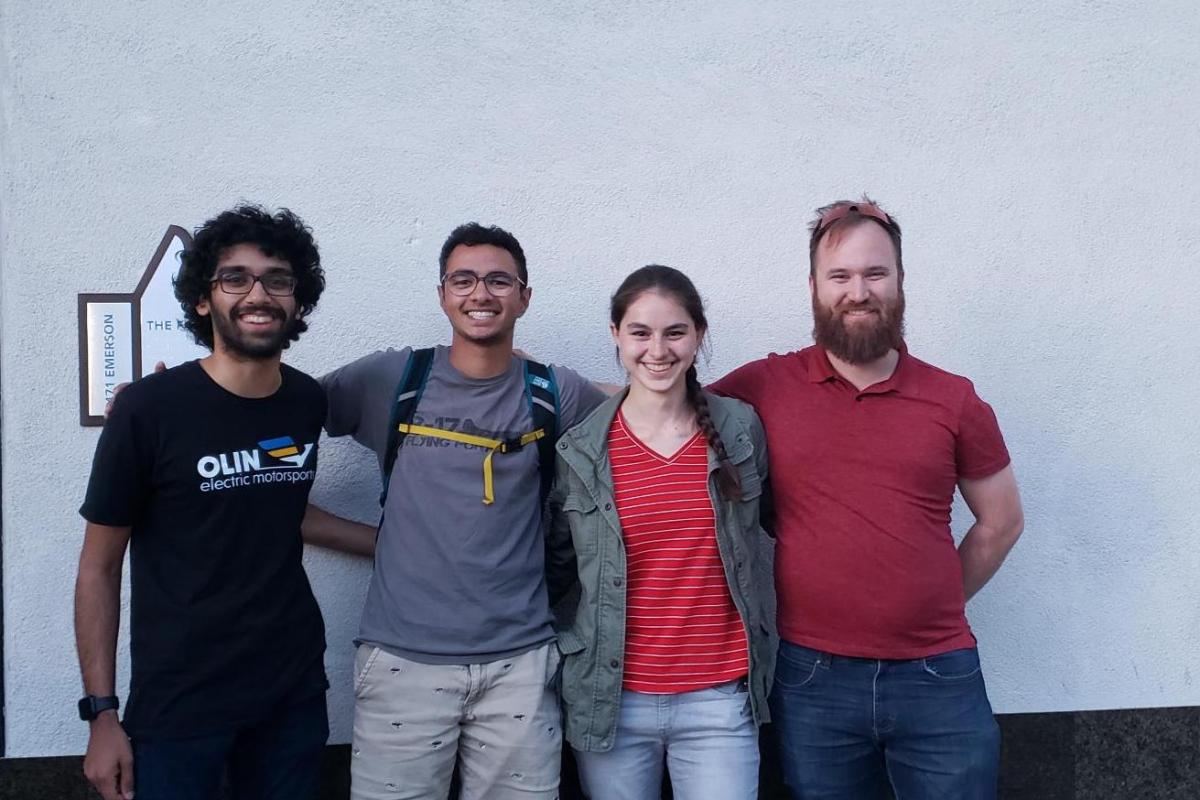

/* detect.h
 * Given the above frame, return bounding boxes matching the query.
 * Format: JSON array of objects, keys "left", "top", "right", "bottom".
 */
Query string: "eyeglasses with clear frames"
[
  {"left": 441, "top": 270, "right": 527, "bottom": 297},
  {"left": 211, "top": 271, "right": 297, "bottom": 297}
]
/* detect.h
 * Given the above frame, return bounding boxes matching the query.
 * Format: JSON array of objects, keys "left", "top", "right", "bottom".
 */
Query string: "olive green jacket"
[{"left": 548, "top": 389, "right": 776, "bottom": 752}]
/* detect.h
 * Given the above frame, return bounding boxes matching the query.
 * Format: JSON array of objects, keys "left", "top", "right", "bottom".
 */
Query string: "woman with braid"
[{"left": 548, "top": 265, "right": 774, "bottom": 800}]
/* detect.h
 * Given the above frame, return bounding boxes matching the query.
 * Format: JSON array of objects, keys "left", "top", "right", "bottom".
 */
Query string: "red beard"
[{"left": 812, "top": 289, "right": 906, "bottom": 365}]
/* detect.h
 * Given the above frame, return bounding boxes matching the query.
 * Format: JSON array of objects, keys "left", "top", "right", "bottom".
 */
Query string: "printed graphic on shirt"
[
  {"left": 405, "top": 414, "right": 517, "bottom": 449},
  {"left": 195, "top": 435, "right": 316, "bottom": 492}
]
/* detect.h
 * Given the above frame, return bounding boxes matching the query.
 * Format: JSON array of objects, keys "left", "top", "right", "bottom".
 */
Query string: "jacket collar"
[
  {"left": 560, "top": 386, "right": 752, "bottom": 469},
  {"left": 561, "top": 388, "right": 627, "bottom": 463}
]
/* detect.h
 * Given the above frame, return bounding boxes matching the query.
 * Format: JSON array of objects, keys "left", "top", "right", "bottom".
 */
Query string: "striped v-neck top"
[{"left": 608, "top": 412, "right": 749, "bottom": 693}]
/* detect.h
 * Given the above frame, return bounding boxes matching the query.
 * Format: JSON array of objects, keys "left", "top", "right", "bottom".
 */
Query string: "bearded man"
[
  {"left": 711, "top": 198, "right": 1024, "bottom": 800},
  {"left": 75, "top": 206, "right": 344, "bottom": 800}
]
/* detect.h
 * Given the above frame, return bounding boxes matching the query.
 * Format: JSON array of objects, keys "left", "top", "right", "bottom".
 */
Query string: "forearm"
[
  {"left": 75, "top": 564, "right": 122, "bottom": 696},
  {"left": 302, "top": 503, "right": 376, "bottom": 557},
  {"left": 958, "top": 519, "right": 1023, "bottom": 600}
]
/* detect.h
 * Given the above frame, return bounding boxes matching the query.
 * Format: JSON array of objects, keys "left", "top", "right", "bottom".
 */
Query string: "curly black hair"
[
  {"left": 438, "top": 222, "right": 527, "bottom": 284},
  {"left": 174, "top": 205, "right": 325, "bottom": 350}
]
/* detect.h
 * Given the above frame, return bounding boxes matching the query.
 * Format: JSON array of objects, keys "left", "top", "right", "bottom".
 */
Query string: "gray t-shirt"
[{"left": 321, "top": 346, "right": 605, "bottom": 663}]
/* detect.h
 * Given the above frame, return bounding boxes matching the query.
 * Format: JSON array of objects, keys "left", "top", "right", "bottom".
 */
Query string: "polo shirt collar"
[{"left": 808, "top": 342, "right": 914, "bottom": 394}]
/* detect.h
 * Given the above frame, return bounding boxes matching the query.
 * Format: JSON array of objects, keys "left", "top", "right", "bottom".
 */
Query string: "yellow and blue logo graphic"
[
  {"left": 256, "top": 436, "right": 313, "bottom": 468},
  {"left": 260, "top": 436, "right": 301, "bottom": 458}
]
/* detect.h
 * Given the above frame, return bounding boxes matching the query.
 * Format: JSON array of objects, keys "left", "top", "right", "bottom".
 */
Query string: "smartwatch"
[{"left": 78, "top": 695, "right": 120, "bottom": 721}]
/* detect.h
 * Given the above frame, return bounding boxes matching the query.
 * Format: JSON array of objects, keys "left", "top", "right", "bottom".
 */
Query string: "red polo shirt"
[{"left": 710, "top": 345, "right": 1010, "bottom": 659}]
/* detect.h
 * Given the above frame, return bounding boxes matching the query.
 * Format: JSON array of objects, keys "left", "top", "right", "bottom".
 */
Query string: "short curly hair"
[
  {"left": 438, "top": 223, "right": 527, "bottom": 284},
  {"left": 174, "top": 205, "right": 325, "bottom": 350}
]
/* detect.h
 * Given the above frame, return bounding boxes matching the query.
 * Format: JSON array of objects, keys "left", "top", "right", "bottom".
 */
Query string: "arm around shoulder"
[
  {"left": 319, "top": 348, "right": 411, "bottom": 439},
  {"left": 301, "top": 503, "right": 377, "bottom": 558},
  {"left": 551, "top": 364, "right": 611, "bottom": 428}
]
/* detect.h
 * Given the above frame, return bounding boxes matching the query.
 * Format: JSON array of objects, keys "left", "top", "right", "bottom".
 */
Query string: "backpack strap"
[
  {"left": 522, "top": 359, "right": 560, "bottom": 506},
  {"left": 379, "top": 348, "right": 436, "bottom": 507}
]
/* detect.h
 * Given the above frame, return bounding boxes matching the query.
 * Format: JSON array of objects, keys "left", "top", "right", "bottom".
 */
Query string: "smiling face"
[
  {"left": 810, "top": 221, "right": 905, "bottom": 364},
  {"left": 196, "top": 243, "right": 298, "bottom": 361},
  {"left": 438, "top": 243, "right": 530, "bottom": 347},
  {"left": 611, "top": 290, "right": 705, "bottom": 397}
]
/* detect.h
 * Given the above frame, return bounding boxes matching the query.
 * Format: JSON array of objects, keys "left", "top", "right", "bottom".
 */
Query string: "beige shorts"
[{"left": 350, "top": 641, "right": 562, "bottom": 800}]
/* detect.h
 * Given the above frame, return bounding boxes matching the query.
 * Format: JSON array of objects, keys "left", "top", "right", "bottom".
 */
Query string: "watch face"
[{"left": 78, "top": 695, "right": 118, "bottom": 720}]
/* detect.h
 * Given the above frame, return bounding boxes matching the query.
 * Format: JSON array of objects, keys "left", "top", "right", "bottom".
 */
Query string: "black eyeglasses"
[
  {"left": 440, "top": 270, "right": 527, "bottom": 297},
  {"left": 211, "top": 271, "right": 297, "bottom": 297}
]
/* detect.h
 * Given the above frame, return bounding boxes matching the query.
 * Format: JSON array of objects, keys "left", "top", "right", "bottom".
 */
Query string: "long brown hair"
[{"left": 610, "top": 265, "right": 742, "bottom": 501}]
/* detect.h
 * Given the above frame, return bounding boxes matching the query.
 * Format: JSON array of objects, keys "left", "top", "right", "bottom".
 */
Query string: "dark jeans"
[
  {"left": 132, "top": 692, "right": 329, "bottom": 800},
  {"left": 769, "top": 641, "right": 1000, "bottom": 800}
]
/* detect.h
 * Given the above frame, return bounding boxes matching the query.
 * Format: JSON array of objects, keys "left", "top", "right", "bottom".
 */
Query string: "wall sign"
[{"left": 77, "top": 226, "right": 207, "bottom": 426}]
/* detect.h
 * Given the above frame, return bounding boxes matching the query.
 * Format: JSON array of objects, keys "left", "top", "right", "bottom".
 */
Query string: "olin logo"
[{"left": 196, "top": 437, "right": 315, "bottom": 478}]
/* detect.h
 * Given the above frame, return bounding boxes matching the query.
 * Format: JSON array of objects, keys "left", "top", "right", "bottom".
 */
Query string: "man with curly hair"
[{"left": 75, "top": 205, "right": 336, "bottom": 800}]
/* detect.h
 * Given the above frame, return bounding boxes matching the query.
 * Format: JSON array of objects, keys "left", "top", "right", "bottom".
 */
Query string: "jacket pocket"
[
  {"left": 736, "top": 460, "right": 763, "bottom": 500},
  {"left": 561, "top": 492, "right": 600, "bottom": 555},
  {"left": 562, "top": 493, "right": 598, "bottom": 514},
  {"left": 733, "top": 458, "right": 763, "bottom": 533}
]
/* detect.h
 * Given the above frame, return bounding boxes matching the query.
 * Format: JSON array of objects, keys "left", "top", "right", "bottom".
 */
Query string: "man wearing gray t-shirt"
[{"left": 306, "top": 223, "right": 605, "bottom": 800}]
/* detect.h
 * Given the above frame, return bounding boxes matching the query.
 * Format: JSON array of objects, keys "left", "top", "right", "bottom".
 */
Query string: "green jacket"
[{"left": 549, "top": 389, "right": 776, "bottom": 752}]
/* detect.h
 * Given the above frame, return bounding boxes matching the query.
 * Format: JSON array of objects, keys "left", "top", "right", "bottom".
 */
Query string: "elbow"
[
  {"left": 1005, "top": 507, "right": 1026, "bottom": 545},
  {"left": 970, "top": 508, "right": 1024, "bottom": 553},
  {"left": 985, "top": 511, "right": 1024, "bottom": 551}
]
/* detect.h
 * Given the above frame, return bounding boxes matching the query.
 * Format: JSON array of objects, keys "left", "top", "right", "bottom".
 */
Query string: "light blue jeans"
[{"left": 573, "top": 680, "right": 759, "bottom": 800}]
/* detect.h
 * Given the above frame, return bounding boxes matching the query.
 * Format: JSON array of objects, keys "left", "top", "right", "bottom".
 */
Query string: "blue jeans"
[
  {"left": 573, "top": 680, "right": 760, "bottom": 800},
  {"left": 131, "top": 692, "right": 329, "bottom": 800},
  {"left": 770, "top": 641, "right": 1000, "bottom": 800}
]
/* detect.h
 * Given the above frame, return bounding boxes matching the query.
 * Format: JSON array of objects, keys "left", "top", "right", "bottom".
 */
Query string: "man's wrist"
[
  {"left": 78, "top": 694, "right": 120, "bottom": 721},
  {"left": 88, "top": 708, "right": 121, "bottom": 726}
]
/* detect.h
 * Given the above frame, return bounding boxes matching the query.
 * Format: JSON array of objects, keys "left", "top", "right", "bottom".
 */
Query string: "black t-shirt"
[{"left": 80, "top": 361, "right": 327, "bottom": 739}]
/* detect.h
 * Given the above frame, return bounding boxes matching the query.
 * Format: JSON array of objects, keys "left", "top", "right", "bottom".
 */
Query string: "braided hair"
[{"left": 611, "top": 265, "right": 743, "bottom": 501}]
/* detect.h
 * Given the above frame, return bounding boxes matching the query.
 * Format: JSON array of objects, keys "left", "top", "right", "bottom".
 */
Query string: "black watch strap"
[{"left": 78, "top": 695, "right": 120, "bottom": 721}]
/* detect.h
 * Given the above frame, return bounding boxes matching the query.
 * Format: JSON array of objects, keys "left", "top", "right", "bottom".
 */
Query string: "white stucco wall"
[{"left": 2, "top": 1, "right": 1197, "bottom": 757}]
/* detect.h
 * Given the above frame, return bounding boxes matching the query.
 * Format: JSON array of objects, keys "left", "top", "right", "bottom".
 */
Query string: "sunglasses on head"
[{"left": 815, "top": 202, "right": 896, "bottom": 237}]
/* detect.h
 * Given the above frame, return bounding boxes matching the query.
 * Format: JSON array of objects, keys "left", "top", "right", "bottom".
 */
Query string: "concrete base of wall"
[{"left": 2, "top": 707, "right": 1196, "bottom": 799}]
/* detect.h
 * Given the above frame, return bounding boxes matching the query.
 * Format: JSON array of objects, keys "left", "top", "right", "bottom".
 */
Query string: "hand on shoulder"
[{"left": 103, "top": 361, "right": 166, "bottom": 419}]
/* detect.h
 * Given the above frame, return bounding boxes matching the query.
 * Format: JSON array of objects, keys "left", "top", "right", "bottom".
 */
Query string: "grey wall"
[{"left": 2, "top": 0, "right": 1198, "bottom": 758}]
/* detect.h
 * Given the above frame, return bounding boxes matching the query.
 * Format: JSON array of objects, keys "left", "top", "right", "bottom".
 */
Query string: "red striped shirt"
[{"left": 609, "top": 412, "right": 749, "bottom": 693}]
